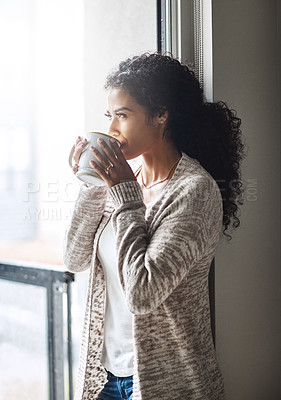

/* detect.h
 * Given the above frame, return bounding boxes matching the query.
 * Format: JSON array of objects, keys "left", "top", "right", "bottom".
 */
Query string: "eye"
[
  {"left": 116, "top": 112, "right": 127, "bottom": 119},
  {"left": 104, "top": 112, "right": 112, "bottom": 120}
]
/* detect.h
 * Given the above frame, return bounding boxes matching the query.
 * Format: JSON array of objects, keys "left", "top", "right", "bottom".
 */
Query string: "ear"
[{"left": 157, "top": 109, "right": 168, "bottom": 125}]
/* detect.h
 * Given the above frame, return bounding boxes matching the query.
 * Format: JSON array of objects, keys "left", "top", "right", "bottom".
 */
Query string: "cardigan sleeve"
[
  {"left": 108, "top": 178, "right": 222, "bottom": 315},
  {"left": 63, "top": 184, "right": 107, "bottom": 272}
]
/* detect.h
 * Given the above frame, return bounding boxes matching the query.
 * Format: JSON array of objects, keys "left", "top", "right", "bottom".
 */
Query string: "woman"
[{"left": 64, "top": 53, "right": 244, "bottom": 400}]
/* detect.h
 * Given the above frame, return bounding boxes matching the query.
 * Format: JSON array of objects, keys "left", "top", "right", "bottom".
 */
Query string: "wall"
[{"left": 212, "top": 1, "right": 281, "bottom": 399}]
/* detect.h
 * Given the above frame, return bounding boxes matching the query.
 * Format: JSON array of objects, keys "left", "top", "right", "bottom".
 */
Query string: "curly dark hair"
[{"left": 105, "top": 52, "right": 245, "bottom": 239}]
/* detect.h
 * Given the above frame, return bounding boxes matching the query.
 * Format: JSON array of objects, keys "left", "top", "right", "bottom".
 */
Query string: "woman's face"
[{"left": 105, "top": 88, "right": 163, "bottom": 160}]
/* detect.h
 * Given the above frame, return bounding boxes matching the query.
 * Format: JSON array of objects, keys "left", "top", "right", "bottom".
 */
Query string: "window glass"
[
  {"left": 0, "top": 0, "right": 157, "bottom": 266},
  {"left": 84, "top": 0, "right": 157, "bottom": 133},
  {"left": 0, "top": 0, "right": 84, "bottom": 265},
  {"left": 0, "top": 280, "right": 48, "bottom": 400}
]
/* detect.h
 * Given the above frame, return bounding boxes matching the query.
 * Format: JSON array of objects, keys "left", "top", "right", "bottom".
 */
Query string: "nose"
[{"left": 107, "top": 118, "right": 120, "bottom": 138}]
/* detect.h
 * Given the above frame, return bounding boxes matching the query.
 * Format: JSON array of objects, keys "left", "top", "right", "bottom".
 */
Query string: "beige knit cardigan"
[{"left": 63, "top": 153, "right": 225, "bottom": 400}]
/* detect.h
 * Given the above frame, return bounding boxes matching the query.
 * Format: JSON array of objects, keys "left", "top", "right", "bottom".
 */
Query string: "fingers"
[
  {"left": 90, "top": 138, "right": 116, "bottom": 170},
  {"left": 90, "top": 145, "right": 113, "bottom": 170},
  {"left": 90, "top": 159, "right": 111, "bottom": 185},
  {"left": 89, "top": 138, "right": 135, "bottom": 188},
  {"left": 72, "top": 163, "right": 79, "bottom": 174},
  {"left": 73, "top": 137, "right": 87, "bottom": 165},
  {"left": 75, "top": 136, "right": 82, "bottom": 145},
  {"left": 97, "top": 138, "right": 117, "bottom": 164},
  {"left": 94, "top": 137, "right": 125, "bottom": 165},
  {"left": 109, "top": 138, "right": 126, "bottom": 162},
  {"left": 72, "top": 135, "right": 128, "bottom": 186}
]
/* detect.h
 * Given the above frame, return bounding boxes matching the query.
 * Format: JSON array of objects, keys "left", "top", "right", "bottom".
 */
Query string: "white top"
[{"left": 97, "top": 218, "right": 134, "bottom": 377}]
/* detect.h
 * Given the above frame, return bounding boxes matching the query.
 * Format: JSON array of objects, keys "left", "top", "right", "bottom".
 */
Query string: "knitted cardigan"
[{"left": 63, "top": 153, "right": 225, "bottom": 400}]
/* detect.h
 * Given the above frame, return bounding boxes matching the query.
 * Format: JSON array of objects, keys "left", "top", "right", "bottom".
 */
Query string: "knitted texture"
[{"left": 63, "top": 153, "right": 225, "bottom": 400}]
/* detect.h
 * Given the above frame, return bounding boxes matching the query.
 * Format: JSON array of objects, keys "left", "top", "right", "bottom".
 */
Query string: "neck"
[{"left": 140, "top": 140, "right": 181, "bottom": 187}]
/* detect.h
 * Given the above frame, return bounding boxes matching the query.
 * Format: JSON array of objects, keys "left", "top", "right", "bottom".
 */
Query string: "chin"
[
  {"left": 121, "top": 148, "right": 133, "bottom": 160},
  {"left": 124, "top": 154, "right": 135, "bottom": 161},
  {"left": 124, "top": 152, "right": 142, "bottom": 161},
  {"left": 121, "top": 144, "right": 142, "bottom": 161}
]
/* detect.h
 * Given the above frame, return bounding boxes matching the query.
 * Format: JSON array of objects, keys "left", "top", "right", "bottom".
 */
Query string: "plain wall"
[{"left": 212, "top": 1, "right": 281, "bottom": 399}]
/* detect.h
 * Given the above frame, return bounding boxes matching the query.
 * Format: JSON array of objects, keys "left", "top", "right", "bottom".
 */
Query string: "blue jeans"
[{"left": 97, "top": 370, "right": 133, "bottom": 400}]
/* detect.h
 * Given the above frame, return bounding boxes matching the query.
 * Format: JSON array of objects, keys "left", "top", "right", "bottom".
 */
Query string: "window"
[
  {"left": 0, "top": 0, "right": 157, "bottom": 266},
  {"left": 158, "top": 0, "right": 213, "bottom": 100},
  {"left": 0, "top": 0, "right": 84, "bottom": 264},
  {"left": 0, "top": 1, "right": 157, "bottom": 398}
]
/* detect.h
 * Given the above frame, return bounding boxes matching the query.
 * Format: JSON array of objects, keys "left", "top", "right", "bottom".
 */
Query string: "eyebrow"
[{"left": 113, "top": 107, "right": 134, "bottom": 113}]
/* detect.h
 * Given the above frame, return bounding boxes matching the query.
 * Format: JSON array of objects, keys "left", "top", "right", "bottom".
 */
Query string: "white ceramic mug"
[{"left": 69, "top": 131, "right": 118, "bottom": 185}]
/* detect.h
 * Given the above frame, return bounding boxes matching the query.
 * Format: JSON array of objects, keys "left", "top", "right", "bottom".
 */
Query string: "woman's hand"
[
  {"left": 72, "top": 136, "right": 87, "bottom": 174},
  {"left": 90, "top": 137, "right": 136, "bottom": 188}
]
